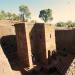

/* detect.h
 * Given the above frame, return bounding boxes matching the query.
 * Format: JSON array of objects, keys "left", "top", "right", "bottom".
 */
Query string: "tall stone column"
[{"left": 14, "top": 23, "right": 33, "bottom": 68}]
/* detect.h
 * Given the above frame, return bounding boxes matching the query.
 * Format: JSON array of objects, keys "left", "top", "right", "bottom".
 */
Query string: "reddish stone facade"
[
  {"left": 14, "top": 23, "right": 33, "bottom": 68},
  {"left": 14, "top": 23, "right": 56, "bottom": 68},
  {"left": 55, "top": 29, "right": 75, "bottom": 53},
  {"left": 30, "top": 23, "right": 46, "bottom": 66}
]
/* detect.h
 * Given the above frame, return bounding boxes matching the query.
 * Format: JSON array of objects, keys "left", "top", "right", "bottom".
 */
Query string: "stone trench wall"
[
  {"left": 0, "top": 45, "right": 21, "bottom": 75},
  {"left": 55, "top": 29, "right": 75, "bottom": 53},
  {"left": 0, "top": 22, "right": 22, "bottom": 75}
]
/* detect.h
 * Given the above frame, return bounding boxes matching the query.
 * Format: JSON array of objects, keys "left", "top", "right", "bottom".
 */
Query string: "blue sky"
[{"left": 0, "top": 0, "right": 75, "bottom": 23}]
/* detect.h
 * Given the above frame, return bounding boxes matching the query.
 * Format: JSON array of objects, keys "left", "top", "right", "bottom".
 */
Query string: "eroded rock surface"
[{"left": 0, "top": 45, "right": 21, "bottom": 75}]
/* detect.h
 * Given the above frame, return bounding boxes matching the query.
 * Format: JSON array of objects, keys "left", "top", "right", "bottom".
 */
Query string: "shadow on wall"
[
  {"left": 29, "top": 23, "right": 46, "bottom": 66},
  {"left": 54, "top": 29, "right": 75, "bottom": 75},
  {"left": 0, "top": 35, "right": 27, "bottom": 75},
  {"left": 48, "top": 50, "right": 75, "bottom": 75},
  {"left": 55, "top": 29, "right": 75, "bottom": 53}
]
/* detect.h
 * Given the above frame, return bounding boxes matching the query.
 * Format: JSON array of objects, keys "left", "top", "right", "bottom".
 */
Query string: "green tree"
[
  {"left": 66, "top": 21, "right": 73, "bottom": 27},
  {"left": 1, "top": 10, "right": 6, "bottom": 17},
  {"left": 56, "top": 22, "right": 65, "bottom": 27},
  {"left": 72, "top": 22, "right": 75, "bottom": 27},
  {"left": 7, "top": 12, "right": 12, "bottom": 20},
  {"left": 0, "top": 10, "right": 7, "bottom": 20},
  {"left": 19, "top": 5, "right": 31, "bottom": 21},
  {"left": 39, "top": 9, "right": 53, "bottom": 22},
  {"left": 0, "top": 13, "right": 3, "bottom": 20},
  {"left": 12, "top": 13, "right": 19, "bottom": 20}
]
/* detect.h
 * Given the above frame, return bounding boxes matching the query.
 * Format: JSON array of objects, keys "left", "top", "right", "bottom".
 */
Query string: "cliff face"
[
  {"left": 0, "top": 20, "right": 22, "bottom": 75},
  {"left": 0, "top": 45, "right": 13, "bottom": 75},
  {"left": 0, "top": 45, "right": 22, "bottom": 75}
]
